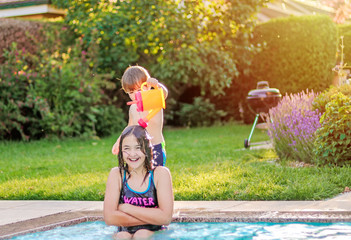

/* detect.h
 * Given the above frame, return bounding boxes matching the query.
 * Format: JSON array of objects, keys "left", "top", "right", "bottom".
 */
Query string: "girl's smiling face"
[{"left": 122, "top": 134, "right": 145, "bottom": 170}]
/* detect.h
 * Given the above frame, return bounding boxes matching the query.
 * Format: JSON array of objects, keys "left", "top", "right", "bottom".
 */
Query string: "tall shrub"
[
  {"left": 0, "top": 43, "right": 46, "bottom": 140},
  {"left": 250, "top": 15, "right": 338, "bottom": 94},
  {"left": 33, "top": 38, "right": 103, "bottom": 138},
  {"left": 0, "top": 21, "right": 125, "bottom": 140},
  {"left": 267, "top": 90, "right": 321, "bottom": 163}
]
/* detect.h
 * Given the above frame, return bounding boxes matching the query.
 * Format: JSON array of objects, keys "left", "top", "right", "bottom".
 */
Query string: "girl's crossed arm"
[
  {"left": 103, "top": 167, "right": 148, "bottom": 226},
  {"left": 118, "top": 167, "right": 174, "bottom": 226}
]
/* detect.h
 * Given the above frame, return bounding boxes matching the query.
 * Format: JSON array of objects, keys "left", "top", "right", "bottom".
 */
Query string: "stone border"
[
  {"left": 2, "top": 210, "right": 351, "bottom": 239},
  {"left": 174, "top": 211, "right": 351, "bottom": 223},
  {"left": 0, "top": 211, "right": 102, "bottom": 239},
  {"left": 0, "top": 217, "right": 101, "bottom": 240}
]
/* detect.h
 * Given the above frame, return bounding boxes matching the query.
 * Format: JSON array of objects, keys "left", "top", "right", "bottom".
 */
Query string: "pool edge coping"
[{"left": 2, "top": 209, "right": 351, "bottom": 239}]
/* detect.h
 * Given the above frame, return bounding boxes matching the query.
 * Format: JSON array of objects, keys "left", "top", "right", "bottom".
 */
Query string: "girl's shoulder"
[
  {"left": 110, "top": 167, "right": 123, "bottom": 178},
  {"left": 106, "top": 167, "right": 123, "bottom": 188},
  {"left": 153, "top": 166, "right": 171, "bottom": 180},
  {"left": 111, "top": 166, "right": 121, "bottom": 172},
  {"left": 153, "top": 166, "right": 170, "bottom": 172}
]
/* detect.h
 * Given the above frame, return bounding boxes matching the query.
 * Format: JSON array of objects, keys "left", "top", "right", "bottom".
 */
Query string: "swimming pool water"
[{"left": 11, "top": 221, "right": 351, "bottom": 240}]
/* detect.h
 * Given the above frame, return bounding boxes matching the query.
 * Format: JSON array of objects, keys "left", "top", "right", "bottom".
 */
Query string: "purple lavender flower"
[{"left": 267, "top": 90, "right": 321, "bottom": 163}]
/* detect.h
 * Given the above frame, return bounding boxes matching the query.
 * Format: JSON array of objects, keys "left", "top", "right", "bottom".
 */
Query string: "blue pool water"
[{"left": 11, "top": 221, "right": 351, "bottom": 240}]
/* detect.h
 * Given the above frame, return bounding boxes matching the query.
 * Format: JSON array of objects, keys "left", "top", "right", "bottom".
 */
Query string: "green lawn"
[{"left": 0, "top": 122, "right": 350, "bottom": 201}]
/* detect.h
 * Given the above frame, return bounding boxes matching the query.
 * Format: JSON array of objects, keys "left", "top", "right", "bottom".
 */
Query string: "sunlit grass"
[
  {"left": 0, "top": 173, "right": 106, "bottom": 200},
  {"left": 1, "top": 122, "right": 350, "bottom": 201}
]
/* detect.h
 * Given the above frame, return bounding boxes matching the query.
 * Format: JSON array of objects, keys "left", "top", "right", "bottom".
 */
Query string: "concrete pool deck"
[{"left": 1, "top": 192, "right": 351, "bottom": 239}]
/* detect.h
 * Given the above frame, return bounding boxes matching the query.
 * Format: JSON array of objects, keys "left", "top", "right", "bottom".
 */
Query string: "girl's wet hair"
[
  {"left": 121, "top": 66, "right": 150, "bottom": 92},
  {"left": 118, "top": 125, "right": 153, "bottom": 182}
]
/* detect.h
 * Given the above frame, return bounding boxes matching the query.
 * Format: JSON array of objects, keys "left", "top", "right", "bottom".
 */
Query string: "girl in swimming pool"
[{"left": 103, "top": 125, "right": 174, "bottom": 239}]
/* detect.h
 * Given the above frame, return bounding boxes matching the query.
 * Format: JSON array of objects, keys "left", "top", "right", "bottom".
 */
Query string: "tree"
[{"left": 58, "top": 0, "right": 268, "bottom": 97}]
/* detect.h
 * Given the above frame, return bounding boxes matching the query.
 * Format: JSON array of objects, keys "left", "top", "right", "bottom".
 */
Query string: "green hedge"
[{"left": 250, "top": 15, "right": 338, "bottom": 94}]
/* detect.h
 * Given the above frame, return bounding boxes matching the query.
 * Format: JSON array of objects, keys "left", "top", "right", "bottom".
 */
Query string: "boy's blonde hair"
[{"left": 121, "top": 66, "right": 150, "bottom": 92}]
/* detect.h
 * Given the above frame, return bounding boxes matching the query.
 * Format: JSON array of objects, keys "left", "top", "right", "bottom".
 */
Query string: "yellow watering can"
[{"left": 127, "top": 82, "right": 166, "bottom": 128}]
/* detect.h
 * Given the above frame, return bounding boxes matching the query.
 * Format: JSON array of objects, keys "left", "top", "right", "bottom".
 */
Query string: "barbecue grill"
[{"left": 244, "top": 81, "right": 282, "bottom": 148}]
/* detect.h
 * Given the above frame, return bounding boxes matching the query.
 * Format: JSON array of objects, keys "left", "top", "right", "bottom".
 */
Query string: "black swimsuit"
[{"left": 118, "top": 169, "right": 163, "bottom": 234}]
